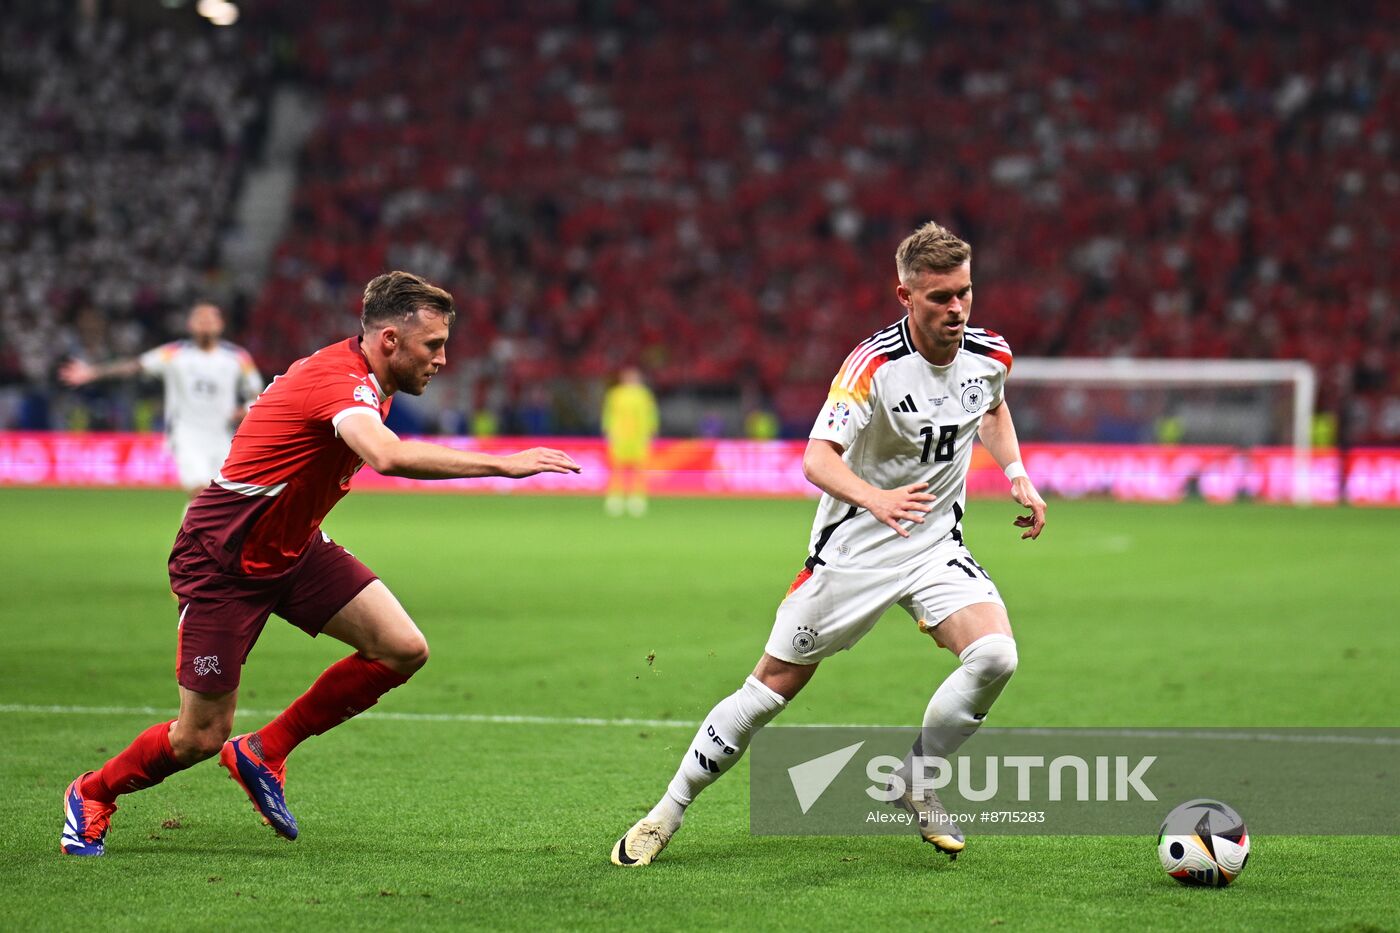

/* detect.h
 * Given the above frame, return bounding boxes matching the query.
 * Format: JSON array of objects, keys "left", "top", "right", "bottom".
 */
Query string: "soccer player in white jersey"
[
  {"left": 61, "top": 303, "right": 264, "bottom": 495},
  {"left": 611, "top": 221, "right": 1048, "bottom": 866}
]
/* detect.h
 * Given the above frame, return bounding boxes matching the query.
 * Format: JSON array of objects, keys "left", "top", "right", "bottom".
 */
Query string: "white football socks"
[
  {"left": 645, "top": 637, "right": 1015, "bottom": 828},
  {"left": 908, "top": 633, "right": 1018, "bottom": 768},
  {"left": 647, "top": 675, "right": 787, "bottom": 830}
]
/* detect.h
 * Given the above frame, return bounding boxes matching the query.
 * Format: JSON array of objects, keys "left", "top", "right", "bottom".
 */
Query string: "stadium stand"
[
  {"left": 0, "top": 3, "right": 272, "bottom": 429},
  {"left": 5, "top": 0, "right": 1398, "bottom": 442}
]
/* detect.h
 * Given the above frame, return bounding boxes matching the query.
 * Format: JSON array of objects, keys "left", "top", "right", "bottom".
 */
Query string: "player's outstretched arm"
[
  {"left": 977, "top": 401, "right": 1046, "bottom": 540},
  {"left": 802, "top": 438, "right": 934, "bottom": 538},
  {"left": 59, "top": 358, "right": 142, "bottom": 387},
  {"left": 339, "top": 413, "right": 581, "bottom": 480}
]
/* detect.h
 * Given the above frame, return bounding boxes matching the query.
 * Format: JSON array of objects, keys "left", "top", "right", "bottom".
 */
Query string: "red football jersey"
[{"left": 181, "top": 337, "right": 392, "bottom": 576}]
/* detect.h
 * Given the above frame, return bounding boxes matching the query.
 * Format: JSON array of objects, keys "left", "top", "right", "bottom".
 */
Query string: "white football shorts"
[
  {"left": 764, "top": 537, "right": 1006, "bottom": 664},
  {"left": 169, "top": 428, "right": 233, "bottom": 491}
]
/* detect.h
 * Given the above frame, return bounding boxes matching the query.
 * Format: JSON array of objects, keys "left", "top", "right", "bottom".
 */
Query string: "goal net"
[{"left": 1008, "top": 358, "right": 1317, "bottom": 504}]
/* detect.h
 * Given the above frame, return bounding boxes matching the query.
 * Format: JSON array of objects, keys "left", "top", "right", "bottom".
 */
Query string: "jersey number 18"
[{"left": 918, "top": 425, "right": 957, "bottom": 464}]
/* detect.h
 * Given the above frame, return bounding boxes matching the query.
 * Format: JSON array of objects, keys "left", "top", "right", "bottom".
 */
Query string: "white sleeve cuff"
[{"left": 331, "top": 406, "right": 381, "bottom": 436}]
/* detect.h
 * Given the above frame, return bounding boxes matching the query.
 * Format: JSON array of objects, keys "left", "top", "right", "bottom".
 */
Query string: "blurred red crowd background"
[{"left": 3, "top": 0, "right": 1396, "bottom": 441}]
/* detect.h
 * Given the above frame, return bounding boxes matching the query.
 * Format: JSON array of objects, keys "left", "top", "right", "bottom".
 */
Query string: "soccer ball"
[{"left": 1157, "top": 799, "right": 1250, "bottom": 887}]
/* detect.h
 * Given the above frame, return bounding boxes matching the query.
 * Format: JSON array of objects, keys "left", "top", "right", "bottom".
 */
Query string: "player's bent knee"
[
  {"left": 961, "top": 633, "right": 1018, "bottom": 684},
  {"left": 381, "top": 634, "right": 429, "bottom": 675},
  {"left": 171, "top": 724, "right": 232, "bottom": 763},
  {"left": 403, "top": 639, "right": 429, "bottom": 673}
]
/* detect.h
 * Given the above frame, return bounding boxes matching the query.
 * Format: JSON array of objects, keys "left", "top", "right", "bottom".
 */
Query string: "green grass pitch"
[{"left": 1, "top": 488, "right": 1397, "bottom": 931}]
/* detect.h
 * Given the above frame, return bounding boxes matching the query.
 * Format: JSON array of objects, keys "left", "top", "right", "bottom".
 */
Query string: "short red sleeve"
[{"left": 303, "top": 372, "right": 386, "bottom": 435}]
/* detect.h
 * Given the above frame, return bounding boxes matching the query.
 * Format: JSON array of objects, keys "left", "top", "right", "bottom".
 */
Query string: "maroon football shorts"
[{"left": 169, "top": 529, "right": 378, "bottom": 693}]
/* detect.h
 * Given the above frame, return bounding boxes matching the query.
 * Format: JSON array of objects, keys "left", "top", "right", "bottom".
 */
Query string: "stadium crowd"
[
  {"left": 0, "top": 4, "right": 271, "bottom": 430},
  {"left": 4, "top": 0, "right": 1397, "bottom": 443}
]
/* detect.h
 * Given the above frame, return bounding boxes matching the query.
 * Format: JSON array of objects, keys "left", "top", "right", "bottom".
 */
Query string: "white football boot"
[
  {"left": 610, "top": 818, "right": 675, "bottom": 866},
  {"left": 893, "top": 782, "right": 966, "bottom": 858}
]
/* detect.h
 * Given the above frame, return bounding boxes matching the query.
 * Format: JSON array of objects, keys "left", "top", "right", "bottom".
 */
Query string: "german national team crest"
[
  {"left": 353, "top": 384, "right": 378, "bottom": 407},
  {"left": 792, "top": 626, "right": 819, "bottom": 655},
  {"left": 959, "top": 378, "right": 988, "bottom": 413},
  {"left": 826, "top": 401, "right": 850, "bottom": 430}
]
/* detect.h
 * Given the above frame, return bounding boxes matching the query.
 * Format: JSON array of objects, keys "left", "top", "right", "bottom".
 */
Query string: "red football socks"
[
  {"left": 81, "top": 719, "right": 181, "bottom": 803},
  {"left": 255, "top": 654, "right": 410, "bottom": 764},
  {"left": 75, "top": 656, "right": 408, "bottom": 801}
]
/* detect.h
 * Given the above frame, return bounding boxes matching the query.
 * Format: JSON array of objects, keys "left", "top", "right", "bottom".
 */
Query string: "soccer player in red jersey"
[{"left": 61, "top": 272, "right": 581, "bottom": 855}]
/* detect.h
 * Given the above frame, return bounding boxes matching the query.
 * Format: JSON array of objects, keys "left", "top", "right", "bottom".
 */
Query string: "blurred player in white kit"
[{"left": 62, "top": 303, "right": 264, "bottom": 495}]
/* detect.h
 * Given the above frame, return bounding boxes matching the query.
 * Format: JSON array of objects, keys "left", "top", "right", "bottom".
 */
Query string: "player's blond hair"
[
  {"left": 362, "top": 271, "right": 456, "bottom": 329},
  {"left": 895, "top": 222, "right": 971, "bottom": 283}
]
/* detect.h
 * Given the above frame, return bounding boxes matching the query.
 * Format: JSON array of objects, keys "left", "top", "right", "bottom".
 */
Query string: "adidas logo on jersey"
[{"left": 891, "top": 394, "right": 919, "bottom": 414}]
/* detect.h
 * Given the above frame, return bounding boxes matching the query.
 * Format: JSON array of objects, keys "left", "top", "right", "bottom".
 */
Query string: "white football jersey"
[
  {"left": 140, "top": 340, "right": 263, "bottom": 436},
  {"left": 805, "top": 318, "right": 1012, "bottom": 570}
]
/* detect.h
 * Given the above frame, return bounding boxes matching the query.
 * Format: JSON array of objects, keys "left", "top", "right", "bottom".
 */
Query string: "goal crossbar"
[{"left": 1011, "top": 358, "right": 1317, "bottom": 504}]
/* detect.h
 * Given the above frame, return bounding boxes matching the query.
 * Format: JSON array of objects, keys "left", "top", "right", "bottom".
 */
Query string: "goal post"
[{"left": 1009, "top": 358, "right": 1318, "bottom": 505}]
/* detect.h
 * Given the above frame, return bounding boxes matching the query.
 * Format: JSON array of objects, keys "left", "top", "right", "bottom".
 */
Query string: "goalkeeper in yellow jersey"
[{"left": 602, "top": 367, "right": 658, "bottom": 516}]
